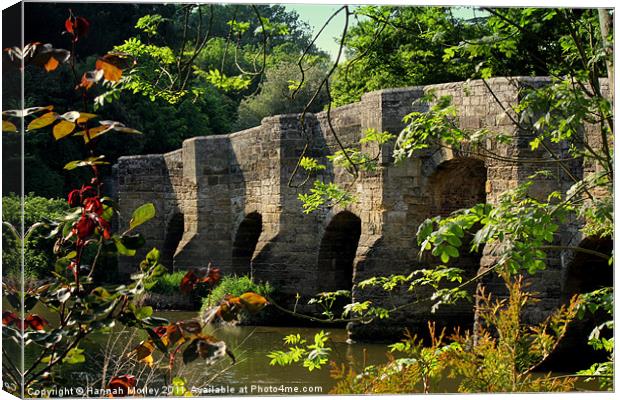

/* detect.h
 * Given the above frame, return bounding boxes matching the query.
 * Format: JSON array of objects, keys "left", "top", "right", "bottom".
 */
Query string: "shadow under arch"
[
  {"left": 162, "top": 212, "right": 184, "bottom": 272},
  {"left": 426, "top": 157, "right": 487, "bottom": 331},
  {"left": 232, "top": 212, "right": 263, "bottom": 276},
  {"left": 317, "top": 211, "right": 362, "bottom": 293},
  {"left": 427, "top": 157, "right": 487, "bottom": 217},
  {"left": 542, "top": 236, "right": 613, "bottom": 370}
]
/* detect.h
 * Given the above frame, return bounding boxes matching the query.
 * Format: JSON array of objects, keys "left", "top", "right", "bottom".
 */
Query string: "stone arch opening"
[
  {"left": 428, "top": 157, "right": 487, "bottom": 217},
  {"left": 162, "top": 212, "right": 184, "bottom": 272},
  {"left": 232, "top": 212, "right": 262, "bottom": 275},
  {"left": 545, "top": 236, "right": 613, "bottom": 369},
  {"left": 564, "top": 237, "right": 613, "bottom": 299},
  {"left": 317, "top": 211, "right": 362, "bottom": 293},
  {"left": 427, "top": 157, "right": 487, "bottom": 330}
]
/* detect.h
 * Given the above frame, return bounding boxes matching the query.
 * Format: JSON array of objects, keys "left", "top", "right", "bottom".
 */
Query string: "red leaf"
[
  {"left": 204, "top": 267, "right": 222, "bottom": 285},
  {"left": 74, "top": 215, "right": 96, "bottom": 239},
  {"left": 84, "top": 197, "right": 103, "bottom": 215},
  {"left": 108, "top": 375, "right": 136, "bottom": 397},
  {"left": 179, "top": 270, "right": 199, "bottom": 294},
  {"left": 25, "top": 314, "right": 48, "bottom": 331},
  {"left": 64, "top": 17, "right": 74, "bottom": 34},
  {"left": 68, "top": 189, "right": 81, "bottom": 207},
  {"left": 2, "top": 311, "right": 17, "bottom": 326},
  {"left": 65, "top": 14, "right": 90, "bottom": 41},
  {"left": 152, "top": 326, "right": 167, "bottom": 338}
]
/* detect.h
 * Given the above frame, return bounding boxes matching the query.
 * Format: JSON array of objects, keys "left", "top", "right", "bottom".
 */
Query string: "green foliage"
[
  {"left": 331, "top": 6, "right": 479, "bottom": 106},
  {"left": 307, "top": 290, "right": 351, "bottom": 320},
  {"left": 144, "top": 271, "right": 186, "bottom": 295},
  {"left": 298, "top": 128, "right": 394, "bottom": 213},
  {"left": 576, "top": 287, "right": 614, "bottom": 389},
  {"left": 359, "top": 266, "right": 470, "bottom": 314},
  {"left": 298, "top": 181, "right": 354, "bottom": 214},
  {"left": 128, "top": 203, "right": 156, "bottom": 230},
  {"left": 417, "top": 182, "right": 568, "bottom": 276},
  {"left": 112, "top": 37, "right": 182, "bottom": 103},
  {"left": 135, "top": 14, "right": 165, "bottom": 36},
  {"left": 194, "top": 68, "right": 252, "bottom": 92},
  {"left": 299, "top": 157, "right": 326, "bottom": 172},
  {"left": 444, "top": 276, "right": 579, "bottom": 392},
  {"left": 330, "top": 277, "right": 578, "bottom": 394},
  {"left": 233, "top": 58, "right": 330, "bottom": 131},
  {"left": 2, "top": 194, "right": 69, "bottom": 279},
  {"left": 267, "top": 330, "right": 331, "bottom": 371}
]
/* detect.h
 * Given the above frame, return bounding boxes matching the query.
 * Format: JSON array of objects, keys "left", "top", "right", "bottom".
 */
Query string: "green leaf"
[
  {"left": 113, "top": 236, "right": 136, "bottom": 256},
  {"left": 63, "top": 347, "right": 86, "bottom": 364},
  {"left": 129, "top": 203, "right": 156, "bottom": 230},
  {"left": 135, "top": 306, "right": 153, "bottom": 320}
]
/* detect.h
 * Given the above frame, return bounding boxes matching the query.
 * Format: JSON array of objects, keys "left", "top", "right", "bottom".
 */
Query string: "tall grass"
[
  {"left": 200, "top": 275, "right": 273, "bottom": 313},
  {"left": 145, "top": 271, "right": 186, "bottom": 295}
]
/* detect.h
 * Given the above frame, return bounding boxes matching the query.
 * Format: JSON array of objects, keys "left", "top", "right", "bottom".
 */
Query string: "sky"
[
  {"left": 283, "top": 4, "right": 483, "bottom": 60},
  {"left": 284, "top": 4, "right": 352, "bottom": 60}
]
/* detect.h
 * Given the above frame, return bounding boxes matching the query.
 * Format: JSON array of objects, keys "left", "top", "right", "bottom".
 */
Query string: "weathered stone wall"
[{"left": 115, "top": 77, "right": 609, "bottom": 340}]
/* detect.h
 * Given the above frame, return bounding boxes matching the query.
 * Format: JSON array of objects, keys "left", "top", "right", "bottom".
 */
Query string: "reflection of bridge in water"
[{"left": 115, "top": 77, "right": 611, "bottom": 367}]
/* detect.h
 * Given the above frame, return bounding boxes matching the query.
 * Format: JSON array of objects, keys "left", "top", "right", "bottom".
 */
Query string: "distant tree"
[{"left": 235, "top": 57, "right": 330, "bottom": 130}]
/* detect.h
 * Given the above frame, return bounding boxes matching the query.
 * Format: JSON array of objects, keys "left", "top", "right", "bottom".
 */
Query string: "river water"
[{"left": 14, "top": 309, "right": 602, "bottom": 395}]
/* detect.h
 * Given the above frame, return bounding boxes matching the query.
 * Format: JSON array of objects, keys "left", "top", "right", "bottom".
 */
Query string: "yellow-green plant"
[{"left": 445, "top": 275, "right": 579, "bottom": 392}]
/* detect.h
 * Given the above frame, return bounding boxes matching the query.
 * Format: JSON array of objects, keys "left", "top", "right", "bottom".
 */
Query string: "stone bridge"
[{"left": 115, "top": 77, "right": 611, "bottom": 355}]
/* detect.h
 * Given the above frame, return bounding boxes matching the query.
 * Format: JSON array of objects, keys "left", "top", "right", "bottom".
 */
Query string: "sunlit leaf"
[
  {"left": 2, "top": 120, "right": 17, "bottom": 132},
  {"left": 74, "top": 125, "right": 112, "bottom": 143},
  {"left": 129, "top": 203, "right": 156, "bottom": 230},
  {"left": 59, "top": 111, "right": 81, "bottom": 123},
  {"left": 80, "top": 69, "right": 104, "bottom": 90},
  {"left": 53, "top": 120, "right": 76, "bottom": 140},
  {"left": 238, "top": 292, "right": 269, "bottom": 313},
  {"left": 27, "top": 112, "right": 58, "bottom": 130},
  {"left": 30, "top": 43, "right": 71, "bottom": 71},
  {"left": 43, "top": 56, "right": 59, "bottom": 72},
  {"left": 76, "top": 113, "right": 98, "bottom": 124},
  {"left": 64, "top": 156, "right": 109, "bottom": 171},
  {"left": 127, "top": 340, "right": 155, "bottom": 366},
  {"left": 99, "top": 120, "right": 142, "bottom": 134},
  {"left": 95, "top": 54, "right": 125, "bottom": 82}
]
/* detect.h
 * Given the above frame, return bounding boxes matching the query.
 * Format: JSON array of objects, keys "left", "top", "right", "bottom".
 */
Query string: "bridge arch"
[
  {"left": 545, "top": 236, "right": 613, "bottom": 368},
  {"left": 426, "top": 157, "right": 487, "bottom": 331},
  {"left": 427, "top": 157, "right": 487, "bottom": 217},
  {"left": 232, "top": 212, "right": 263, "bottom": 276},
  {"left": 162, "top": 212, "right": 184, "bottom": 271},
  {"left": 317, "top": 211, "right": 362, "bottom": 293}
]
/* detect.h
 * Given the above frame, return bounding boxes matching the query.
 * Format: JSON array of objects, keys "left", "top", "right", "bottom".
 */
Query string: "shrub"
[
  {"left": 2, "top": 193, "right": 68, "bottom": 279},
  {"left": 144, "top": 271, "right": 186, "bottom": 295},
  {"left": 328, "top": 275, "right": 579, "bottom": 394},
  {"left": 200, "top": 275, "right": 273, "bottom": 315}
]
